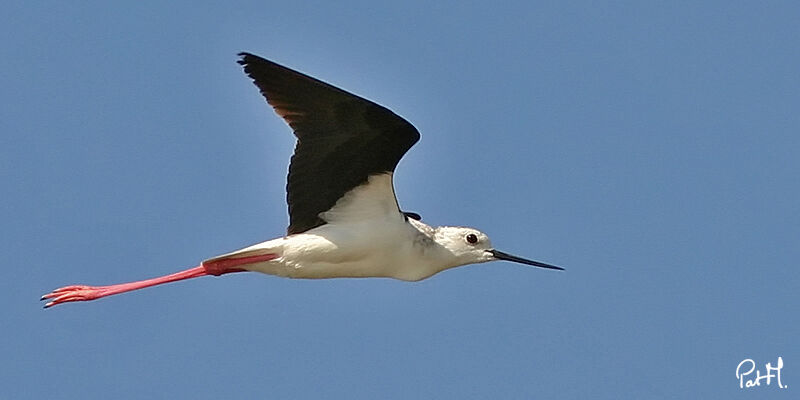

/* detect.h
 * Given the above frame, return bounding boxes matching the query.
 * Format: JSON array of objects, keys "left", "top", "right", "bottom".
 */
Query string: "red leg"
[{"left": 42, "top": 253, "right": 277, "bottom": 308}]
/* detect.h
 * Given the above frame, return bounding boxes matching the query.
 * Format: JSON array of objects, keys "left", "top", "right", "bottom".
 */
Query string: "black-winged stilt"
[{"left": 42, "top": 53, "right": 563, "bottom": 308}]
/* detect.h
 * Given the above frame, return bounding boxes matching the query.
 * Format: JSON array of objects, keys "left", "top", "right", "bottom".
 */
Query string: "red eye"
[{"left": 466, "top": 233, "right": 478, "bottom": 244}]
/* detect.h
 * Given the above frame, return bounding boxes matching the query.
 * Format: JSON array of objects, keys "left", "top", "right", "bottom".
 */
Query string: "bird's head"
[{"left": 434, "top": 226, "right": 564, "bottom": 271}]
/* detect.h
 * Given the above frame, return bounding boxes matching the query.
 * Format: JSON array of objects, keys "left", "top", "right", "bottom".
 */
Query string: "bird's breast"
[{"left": 270, "top": 218, "right": 436, "bottom": 280}]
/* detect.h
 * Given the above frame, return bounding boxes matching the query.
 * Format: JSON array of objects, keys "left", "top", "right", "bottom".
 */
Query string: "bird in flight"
[{"left": 42, "top": 53, "right": 562, "bottom": 308}]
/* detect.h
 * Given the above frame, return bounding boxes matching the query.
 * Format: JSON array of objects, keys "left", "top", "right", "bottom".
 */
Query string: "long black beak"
[{"left": 489, "top": 249, "right": 564, "bottom": 271}]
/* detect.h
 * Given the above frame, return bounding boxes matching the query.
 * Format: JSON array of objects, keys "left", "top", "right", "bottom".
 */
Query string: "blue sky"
[{"left": 2, "top": 1, "right": 798, "bottom": 398}]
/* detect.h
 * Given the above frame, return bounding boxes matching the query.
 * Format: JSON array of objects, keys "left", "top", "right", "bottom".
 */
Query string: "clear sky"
[{"left": 2, "top": 1, "right": 797, "bottom": 398}]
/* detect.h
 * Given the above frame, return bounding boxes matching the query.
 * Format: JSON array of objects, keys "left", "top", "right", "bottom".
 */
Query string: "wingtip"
[{"left": 237, "top": 52, "right": 261, "bottom": 65}]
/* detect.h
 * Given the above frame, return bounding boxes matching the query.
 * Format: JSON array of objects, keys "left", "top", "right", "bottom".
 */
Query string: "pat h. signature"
[{"left": 736, "top": 357, "right": 786, "bottom": 389}]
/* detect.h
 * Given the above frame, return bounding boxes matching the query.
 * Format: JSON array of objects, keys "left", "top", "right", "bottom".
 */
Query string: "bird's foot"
[{"left": 41, "top": 285, "right": 111, "bottom": 308}]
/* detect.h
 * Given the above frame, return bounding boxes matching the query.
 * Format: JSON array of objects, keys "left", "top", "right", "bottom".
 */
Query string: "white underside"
[{"left": 205, "top": 174, "right": 451, "bottom": 281}]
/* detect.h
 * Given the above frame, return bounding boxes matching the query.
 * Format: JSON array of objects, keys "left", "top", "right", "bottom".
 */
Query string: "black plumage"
[{"left": 238, "top": 53, "right": 420, "bottom": 234}]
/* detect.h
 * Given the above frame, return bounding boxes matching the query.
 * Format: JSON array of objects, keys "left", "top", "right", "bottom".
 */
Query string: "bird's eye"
[{"left": 465, "top": 233, "right": 478, "bottom": 244}]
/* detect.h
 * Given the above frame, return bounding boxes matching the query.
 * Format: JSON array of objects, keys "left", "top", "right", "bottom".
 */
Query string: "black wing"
[{"left": 237, "top": 53, "right": 420, "bottom": 234}]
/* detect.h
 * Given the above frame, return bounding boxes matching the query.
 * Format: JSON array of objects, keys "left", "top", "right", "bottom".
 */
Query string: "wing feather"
[{"left": 238, "top": 53, "right": 420, "bottom": 234}]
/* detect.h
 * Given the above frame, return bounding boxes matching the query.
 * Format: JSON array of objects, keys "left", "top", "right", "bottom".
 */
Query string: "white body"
[{"left": 205, "top": 174, "right": 494, "bottom": 281}]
